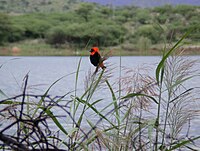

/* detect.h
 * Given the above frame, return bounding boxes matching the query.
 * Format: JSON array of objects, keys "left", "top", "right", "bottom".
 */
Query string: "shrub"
[
  {"left": 46, "top": 19, "right": 126, "bottom": 47},
  {"left": 46, "top": 26, "right": 67, "bottom": 46},
  {"left": 134, "top": 25, "right": 162, "bottom": 44},
  {"left": 135, "top": 9, "right": 152, "bottom": 24},
  {"left": 8, "top": 24, "right": 25, "bottom": 42},
  {"left": 0, "top": 13, "right": 11, "bottom": 44},
  {"left": 137, "top": 36, "right": 152, "bottom": 54}
]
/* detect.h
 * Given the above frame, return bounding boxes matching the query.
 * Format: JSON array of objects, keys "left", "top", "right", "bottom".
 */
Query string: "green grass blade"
[
  {"left": 75, "top": 70, "right": 105, "bottom": 127},
  {"left": 169, "top": 88, "right": 194, "bottom": 103},
  {"left": 80, "top": 69, "right": 105, "bottom": 100},
  {"left": 169, "top": 76, "right": 195, "bottom": 91},
  {"left": 0, "top": 100, "right": 34, "bottom": 105},
  {"left": 121, "top": 93, "right": 158, "bottom": 104},
  {"left": 41, "top": 107, "right": 69, "bottom": 136},
  {"left": 148, "top": 119, "right": 157, "bottom": 151},
  {"left": 105, "top": 80, "right": 120, "bottom": 124},
  {"left": 76, "top": 97, "right": 117, "bottom": 129},
  {"left": 76, "top": 99, "right": 103, "bottom": 126},
  {"left": 75, "top": 57, "right": 82, "bottom": 97},
  {"left": 32, "top": 74, "right": 73, "bottom": 117},
  {"left": 0, "top": 89, "right": 8, "bottom": 98},
  {"left": 87, "top": 69, "right": 105, "bottom": 100},
  {"left": 156, "top": 30, "right": 191, "bottom": 84},
  {"left": 73, "top": 57, "right": 82, "bottom": 115},
  {"left": 84, "top": 119, "right": 98, "bottom": 145},
  {"left": 90, "top": 99, "right": 103, "bottom": 106},
  {"left": 168, "top": 136, "right": 200, "bottom": 151},
  {"left": 0, "top": 100, "right": 16, "bottom": 105},
  {"left": 105, "top": 80, "right": 117, "bottom": 101}
]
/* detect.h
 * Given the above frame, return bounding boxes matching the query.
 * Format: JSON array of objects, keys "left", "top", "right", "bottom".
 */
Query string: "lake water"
[
  {"left": 0, "top": 56, "right": 160, "bottom": 97},
  {"left": 0, "top": 56, "right": 200, "bottom": 148}
]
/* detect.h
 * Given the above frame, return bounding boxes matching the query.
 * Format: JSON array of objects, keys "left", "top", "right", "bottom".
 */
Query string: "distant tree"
[
  {"left": 46, "top": 26, "right": 67, "bottom": 47},
  {"left": 0, "top": 0, "right": 7, "bottom": 12},
  {"left": 154, "top": 14, "right": 168, "bottom": 24},
  {"left": 75, "top": 3, "right": 94, "bottom": 22},
  {"left": 153, "top": 5, "right": 172, "bottom": 14},
  {"left": 172, "top": 5, "right": 195, "bottom": 15},
  {"left": 135, "top": 9, "right": 151, "bottom": 24},
  {"left": 21, "top": 0, "right": 29, "bottom": 7},
  {"left": 0, "top": 13, "right": 11, "bottom": 44},
  {"left": 137, "top": 36, "right": 152, "bottom": 55},
  {"left": 100, "top": 6, "right": 112, "bottom": 18},
  {"left": 45, "top": 18, "right": 126, "bottom": 47},
  {"left": 62, "top": 5, "right": 69, "bottom": 11},
  {"left": 135, "top": 25, "right": 163, "bottom": 44},
  {"left": 8, "top": 24, "right": 25, "bottom": 42},
  {"left": 183, "top": 16, "right": 200, "bottom": 41}
]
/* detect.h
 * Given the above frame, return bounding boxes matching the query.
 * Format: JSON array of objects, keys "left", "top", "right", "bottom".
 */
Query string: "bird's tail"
[
  {"left": 101, "top": 50, "right": 112, "bottom": 62},
  {"left": 99, "top": 62, "right": 106, "bottom": 69},
  {"left": 93, "top": 62, "right": 106, "bottom": 75},
  {"left": 99, "top": 50, "right": 112, "bottom": 69},
  {"left": 93, "top": 50, "right": 111, "bottom": 75}
]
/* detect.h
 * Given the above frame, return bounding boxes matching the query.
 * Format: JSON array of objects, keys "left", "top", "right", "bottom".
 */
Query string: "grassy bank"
[{"left": 1, "top": 39, "right": 200, "bottom": 56}]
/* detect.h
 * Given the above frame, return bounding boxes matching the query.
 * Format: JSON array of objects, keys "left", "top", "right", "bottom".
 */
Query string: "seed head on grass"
[
  {"left": 84, "top": 63, "right": 115, "bottom": 92},
  {"left": 163, "top": 54, "right": 200, "bottom": 142},
  {"left": 119, "top": 65, "right": 157, "bottom": 110}
]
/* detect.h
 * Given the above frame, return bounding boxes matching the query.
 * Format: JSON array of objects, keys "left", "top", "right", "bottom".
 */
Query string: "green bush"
[
  {"left": 137, "top": 36, "right": 152, "bottom": 54},
  {"left": 8, "top": 24, "right": 25, "bottom": 42},
  {"left": 134, "top": 25, "right": 162, "bottom": 44},
  {"left": 153, "top": 5, "right": 173, "bottom": 14},
  {"left": 154, "top": 14, "right": 168, "bottom": 24},
  {"left": 46, "top": 26, "right": 67, "bottom": 46},
  {"left": 23, "top": 17, "right": 51, "bottom": 38},
  {"left": 135, "top": 9, "right": 152, "bottom": 24},
  {"left": 46, "top": 19, "right": 126, "bottom": 47},
  {"left": 0, "top": 13, "right": 11, "bottom": 44},
  {"left": 1, "top": 3, "right": 200, "bottom": 49},
  {"left": 10, "top": 14, "right": 52, "bottom": 39},
  {"left": 75, "top": 2, "right": 95, "bottom": 22}
]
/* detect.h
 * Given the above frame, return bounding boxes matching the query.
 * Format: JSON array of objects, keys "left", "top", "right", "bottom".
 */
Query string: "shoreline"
[{"left": 1, "top": 42, "right": 200, "bottom": 56}]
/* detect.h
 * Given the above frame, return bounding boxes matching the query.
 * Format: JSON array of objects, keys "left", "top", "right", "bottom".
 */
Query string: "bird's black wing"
[{"left": 90, "top": 52, "right": 101, "bottom": 67}]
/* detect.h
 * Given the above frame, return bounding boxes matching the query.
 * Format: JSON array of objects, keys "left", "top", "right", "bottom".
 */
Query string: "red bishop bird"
[{"left": 89, "top": 47, "right": 106, "bottom": 72}]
